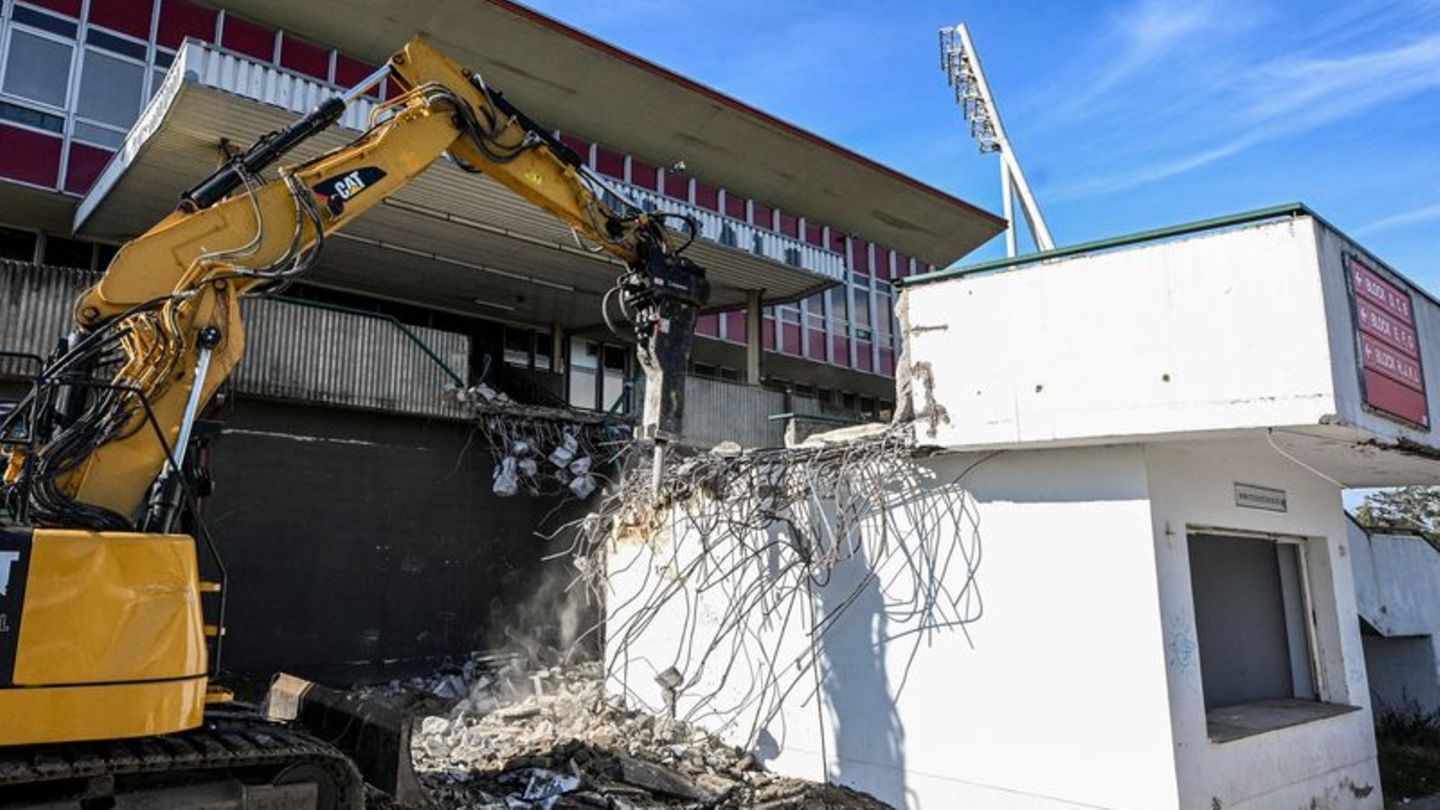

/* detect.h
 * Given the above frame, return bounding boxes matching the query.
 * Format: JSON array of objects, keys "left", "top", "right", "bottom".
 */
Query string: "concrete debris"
[{"left": 360, "top": 651, "right": 892, "bottom": 809}]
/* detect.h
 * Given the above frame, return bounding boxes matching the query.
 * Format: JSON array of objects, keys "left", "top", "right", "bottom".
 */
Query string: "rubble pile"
[{"left": 361, "top": 652, "right": 891, "bottom": 809}]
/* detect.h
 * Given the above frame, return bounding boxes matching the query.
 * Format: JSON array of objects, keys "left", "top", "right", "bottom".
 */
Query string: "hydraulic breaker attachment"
[{"left": 264, "top": 673, "right": 426, "bottom": 806}]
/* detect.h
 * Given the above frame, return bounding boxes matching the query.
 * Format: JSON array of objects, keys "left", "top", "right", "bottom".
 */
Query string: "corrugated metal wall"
[
  {"left": 0, "top": 261, "right": 469, "bottom": 419},
  {"left": 0, "top": 261, "right": 94, "bottom": 378},
  {"left": 682, "top": 375, "right": 786, "bottom": 448},
  {"left": 235, "top": 299, "right": 469, "bottom": 419}
]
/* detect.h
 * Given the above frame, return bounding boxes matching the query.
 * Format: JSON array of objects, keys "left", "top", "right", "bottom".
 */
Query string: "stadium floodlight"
[{"left": 940, "top": 23, "right": 1055, "bottom": 256}]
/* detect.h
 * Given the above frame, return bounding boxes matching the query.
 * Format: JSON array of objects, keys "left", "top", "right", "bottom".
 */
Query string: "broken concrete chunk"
[
  {"left": 615, "top": 753, "right": 709, "bottom": 800},
  {"left": 496, "top": 704, "right": 542, "bottom": 721}
]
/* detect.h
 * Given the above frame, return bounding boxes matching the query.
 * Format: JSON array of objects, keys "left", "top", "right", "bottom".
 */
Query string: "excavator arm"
[{"left": 2, "top": 36, "right": 706, "bottom": 531}]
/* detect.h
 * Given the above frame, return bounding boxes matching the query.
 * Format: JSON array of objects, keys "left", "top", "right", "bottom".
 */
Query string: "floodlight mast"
[{"left": 940, "top": 23, "right": 1054, "bottom": 256}]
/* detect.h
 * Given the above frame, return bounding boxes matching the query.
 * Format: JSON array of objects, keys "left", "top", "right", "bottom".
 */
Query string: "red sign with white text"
[{"left": 1350, "top": 255, "right": 1428, "bottom": 427}]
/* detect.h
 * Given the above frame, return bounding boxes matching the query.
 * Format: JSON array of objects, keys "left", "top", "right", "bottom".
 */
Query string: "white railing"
[
  {"left": 171, "top": 40, "right": 846, "bottom": 283},
  {"left": 615, "top": 186, "right": 846, "bottom": 282},
  {"left": 176, "top": 39, "right": 381, "bottom": 131}
]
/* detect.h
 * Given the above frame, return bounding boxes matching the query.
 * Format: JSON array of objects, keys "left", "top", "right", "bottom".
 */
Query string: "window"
[
  {"left": 0, "top": 99, "right": 63, "bottom": 132},
  {"left": 2, "top": 28, "right": 74, "bottom": 110},
  {"left": 602, "top": 345, "right": 626, "bottom": 372},
  {"left": 851, "top": 286, "right": 871, "bottom": 327},
  {"left": 503, "top": 327, "right": 532, "bottom": 367},
  {"left": 42, "top": 235, "right": 94, "bottom": 268},
  {"left": 75, "top": 49, "right": 145, "bottom": 131},
  {"left": 804, "top": 293, "right": 824, "bottom": 317},
  {"left": 533, "top": 334, "right": 552, "bottom": 371},
  {"left": 827, "top": 285, "right": 848, "bottom": 321},
  {"left": 0, "top": 226, "right": 38, "bottom": 261},
  {"left": 1186, "top": 532, "right": 1353, "bottom": 741},
  {"left": 95, "top": 243, "right": 119, "bottom": 270},
  {"left": 72, "top": 120, "right": 122, "bottom": 148}
]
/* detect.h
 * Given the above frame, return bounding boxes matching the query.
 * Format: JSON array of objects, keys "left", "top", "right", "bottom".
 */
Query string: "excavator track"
[{"left": 0, "top": 717, "right": 365, "bottom": 809}]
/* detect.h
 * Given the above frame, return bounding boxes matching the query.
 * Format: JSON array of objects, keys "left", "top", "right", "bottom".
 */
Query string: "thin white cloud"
[
  {"left": 1028, "top": 0, "right": 1238, "bottom": 126},
  {"left": 1049, "top": 30, "right": 1440, "bottom": 199},
  {"left": 1357, "top": 203, "right": 1440, "bottom": 235}
]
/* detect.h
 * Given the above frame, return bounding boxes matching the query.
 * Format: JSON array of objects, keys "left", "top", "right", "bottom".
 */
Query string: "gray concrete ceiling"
[
  {"left": 209, "top": 0, "right": 1005, "bottom": 265},
  {"left": 75, "top": 81, "right": 837, "bottom": 329}
]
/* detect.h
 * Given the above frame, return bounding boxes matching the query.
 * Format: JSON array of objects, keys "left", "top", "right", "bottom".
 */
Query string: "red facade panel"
[
  {"left": 280, "top": 35, "right": 330, "bottom": 80},
  {"left": 157, "top": 0, "right": 216, "bottom": 48},
  {"left": 879, "top": 347, "right": 895, "bottom": 376},
  {"left": 852, "top": 237, "right": 870, "bottom": 275},
  {"left": 696, "top": 313, "right": 720, "bottom": 338},
  {"left": 558, "top": 134, "right": 591, "bottom": 164},
  {"left": 874, "top": 248, "right": 892, "bottom": 279},
  {"left": 804, "top": 222, "right": 823, "bottom": 247},
  {"left": 63, "top": 142, "right": 112, "bottom": 194},
  {"left": 0, "top": 125, "right": 62, "bottom": 188},
  {"left": 855, "top": 342, "right": 873, "bottom": 372},
  {"left": 762, "top": 317, "right": 775, "bottom": 350},
  {"left": 893, "top": 252, "right": 912, "bottom": 279},
  {"left": 24, "top": 0, "right": 82, "bottom": 18},
  {"left": 335, "top": 55, "right": 380, "bottom": 97},
  {"left": 831, "top": 335, "right": 850, "bottom": 367},
  {"left": 595, "top": 146, "right": 624, "bottom": 179},
  {"left": 781, "top": 323, "right": 801, "bottom": 355},
  {"left": 663, "top": 171, "right": 689, "bottom": 201},
  {"left": 629, "top": 158, "right": 658, "bottom": 190},
  {"left": 752, "top": 202, "right": 773, "bottom": 230},
  {"left": 807, "top": 329, "right": 827, "bottom": 360},
  {"left": 723, "top": 310, "right": 746, "bottom": 344},
  {"left": 723, "top": 192, "right": 746, "bottom": 220},
  {"left": 694, "top": 182, "right": 719, "bottom": 212},
  {"left": 778, "top": 212, "right": 799, "bottom": 239},
  {"left": 221, "top": 15, "right": 275, "bottom": 61},
  {"left": 88, "top": 0, "right": 152, "bottom": 38}
]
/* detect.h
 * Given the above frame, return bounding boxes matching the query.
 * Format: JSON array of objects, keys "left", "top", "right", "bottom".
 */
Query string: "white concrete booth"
[{"left": 604, "top": 206, "right": 1440, "bottom": 809}]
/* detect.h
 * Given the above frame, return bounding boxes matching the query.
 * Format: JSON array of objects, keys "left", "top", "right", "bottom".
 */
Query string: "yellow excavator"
[{"left": 0, "top": 36, "right": 707, "bottom": 808}]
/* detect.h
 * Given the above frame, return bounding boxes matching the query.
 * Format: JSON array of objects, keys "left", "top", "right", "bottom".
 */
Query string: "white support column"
[{"left": 746, "top": 289, "right": 763, "bottom": 386}]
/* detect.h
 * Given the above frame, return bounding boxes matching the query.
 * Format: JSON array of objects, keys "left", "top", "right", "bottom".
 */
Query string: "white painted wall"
[
  {"left": 1349, "top": 524, "right": 1440, "bottom": 638},
  {"left": 1144, "top": 438, "right": 1380, "bottom": 810},
  {"left": 1348, "top": 520, "right": 1440, "bottom": 714},
  {"left": 607, "top": 436, "right": 1384, "bottom": 808},
  {"left": 903, "top": 219, "right": 1336, "bottom": 448},
  {"left": 901, "top": 216, "right": 1440, "bottom": 465},
  {"left": 609, "top": 445, "right": 1181, "bottom": 809}
]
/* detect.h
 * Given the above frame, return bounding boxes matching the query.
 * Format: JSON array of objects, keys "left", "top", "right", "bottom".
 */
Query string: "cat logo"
[
  {"left": 312, "top": 166, "right": 387, "bottom": 207},
  {"left": 333, "top": 172, "right": 368, "bottom": 200}
]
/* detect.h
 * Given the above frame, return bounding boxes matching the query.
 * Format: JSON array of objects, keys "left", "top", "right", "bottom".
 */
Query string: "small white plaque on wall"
[{"left": 1235, "top": 483, "right": 1287, "bottom": 513}]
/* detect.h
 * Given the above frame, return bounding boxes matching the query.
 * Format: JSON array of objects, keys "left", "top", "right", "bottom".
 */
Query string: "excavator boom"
[
  {"left": 4, "top": 35, "right": 705, "bottom": 531},
  {"left": 0, "top": 36, "right": 709, "bottom": 808}
]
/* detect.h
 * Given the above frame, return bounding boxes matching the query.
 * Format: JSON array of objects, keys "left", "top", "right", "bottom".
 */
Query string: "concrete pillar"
[
  {"left": 549, "top": 323, "right": 564, "bottom": 375},
  {"left": 746, "top": 289, "right": 763, "bottom": 386}
]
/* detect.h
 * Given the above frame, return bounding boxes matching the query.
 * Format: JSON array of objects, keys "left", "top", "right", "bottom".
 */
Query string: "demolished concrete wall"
[{"left": 604, "top": 442, "right": 1183, "bottom": 809}]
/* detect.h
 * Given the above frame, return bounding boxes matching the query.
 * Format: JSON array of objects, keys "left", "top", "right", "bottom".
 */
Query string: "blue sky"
[{"left": 521, "top": 0, "right": 1440, "bottom": 292}]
